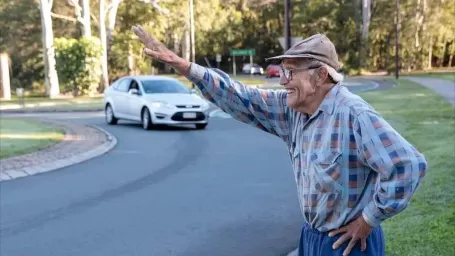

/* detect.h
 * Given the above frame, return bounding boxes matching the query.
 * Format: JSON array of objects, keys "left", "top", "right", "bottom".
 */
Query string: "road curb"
[{"left": 0, "top": 123, "right": 117, "bottom": 182}]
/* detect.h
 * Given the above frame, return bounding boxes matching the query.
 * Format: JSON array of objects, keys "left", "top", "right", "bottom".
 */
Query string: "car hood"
[{"left": 142, "top": 93, "right": 206, "bottom": 105}]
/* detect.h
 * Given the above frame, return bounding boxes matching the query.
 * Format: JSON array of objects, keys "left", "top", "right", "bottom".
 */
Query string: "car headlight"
[
  {"left": 150, "top": 101, "right": 174, "bottom": 109},
  {"left": 201, "top": 102, "right": 210, "bottom": 110}
]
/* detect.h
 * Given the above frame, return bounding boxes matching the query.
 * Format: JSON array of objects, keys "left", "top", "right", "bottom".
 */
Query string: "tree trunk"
[
  {"left": 351, "top": 0, "right": 362, "bottom": 69},
  {"left": 414, "top": 0, "right": 426, "bottom": 69},
  {"left": 99, "top": 0, "right": 109, "bottom": 90},
  {"left": 0, "top": 53, "right": 11, "bottom": 100},
  {"left": 82, "top": 0, "right": 91, "bottom": 37},
  {"left": 385, "top": 33, "right": 391, "bottom": 72},
  {"left": 107, "top": 0, "right": 121, "bottom": 56},
  {"left": 182, "top": 24, "right": 190, "bottom": 62},
  {"left": 189, "top": 0, "right": 195, "bottom": 63},
  {"left": 39, "top": 0, "right": 60, "bottom": 98},
  {"left": 127, "top": 45, "right": 135, "bottom": 75},
  {"left": 449, "top": 42, "right": 454, "bottom": 67},
  {"left": 439, "top": 39, "right": 447, "bottom": 67},
  {"left": 360, "top": 0, "right": 371, "bottom": 68},
  {"left": 428, "top": 34, "right": 433, "bottom": 69}
]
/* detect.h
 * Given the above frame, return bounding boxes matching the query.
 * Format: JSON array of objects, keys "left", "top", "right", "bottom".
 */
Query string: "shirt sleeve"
[
  {"left": 185, "top": 62, "right": 291, "bottom": 143},
  {"left": 353, "top": 110, "right": 427, "bottom": 227}
]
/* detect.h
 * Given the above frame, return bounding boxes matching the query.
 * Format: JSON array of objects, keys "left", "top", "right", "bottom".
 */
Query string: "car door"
[
  {"left": 113, "top": 78, "right": 132, "bottom": 117},
  {"left": 125, "top": 79, "right": 143, "bottom": 121}
]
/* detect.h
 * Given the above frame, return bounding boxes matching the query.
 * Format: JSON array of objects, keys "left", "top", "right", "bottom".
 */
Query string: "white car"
[{"left": 103, "top": 75, "right": 210, "bottom": 130}]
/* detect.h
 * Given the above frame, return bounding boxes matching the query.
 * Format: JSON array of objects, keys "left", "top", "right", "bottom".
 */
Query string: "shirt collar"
[{"left": 313, "top": 82, "right": 342, "bottom": 116}]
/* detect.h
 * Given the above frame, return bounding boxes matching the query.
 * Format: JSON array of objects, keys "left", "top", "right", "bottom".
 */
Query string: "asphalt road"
[
  {"left": 1, "top": 114, "right": 302, "bottom": 256},
  {"left": 0, "top": 80, "right": 390, "bottom": 256}
]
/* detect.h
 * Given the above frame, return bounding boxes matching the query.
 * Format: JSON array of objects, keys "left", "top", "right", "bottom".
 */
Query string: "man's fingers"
[
  {"left": 360, "top": 238, "right": 367, "bottom": 251},
  {"left": 332, "top": 233, "right": 350, "bottom": 249},
  {"left": 342, "top": 238, "right": 358, "bottom": 256},
  {"left": 328, "top": 226, "right": 347, "bottom": 237},
  {"left": 143, "top": 48, "right": 158, "bottom": 58},
  {"left": 132, "top": 25, "right": 156, "bottom": 45},
  {"left": 132, "top": 26, "right": 145, "bottom": 38}
]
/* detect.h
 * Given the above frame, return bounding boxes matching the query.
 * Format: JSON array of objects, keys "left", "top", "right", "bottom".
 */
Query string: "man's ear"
[{"left": 317, "top": 66, "right": 329, "bottom": 83}]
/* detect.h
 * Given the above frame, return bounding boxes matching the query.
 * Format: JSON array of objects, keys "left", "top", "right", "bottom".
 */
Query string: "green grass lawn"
[
  {"left": 0, "top": 97, "right": 103, "bottom": 112},
  {"left": 0, "top": 118, "right": 65, "bottom": 159},
  {"left": 358, "top": 79, "right": 455, "bottom": 256},
  {"left": 411, "top": 72, "right": 455, "bottom": 81}
]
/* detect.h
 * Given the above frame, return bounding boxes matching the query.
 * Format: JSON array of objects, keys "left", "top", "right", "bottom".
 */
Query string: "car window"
[
  {"left": 140, "top": 79, "right": 190, "bottom": 94},
  {"left": 110, "top": 79, "right": 120, "bottom": 89},
  {"left": 116, "top": 78, "right": 131, "bottom": 92},
  {"left": 129, "top": 80, "right": 139, "bottom": 91}
]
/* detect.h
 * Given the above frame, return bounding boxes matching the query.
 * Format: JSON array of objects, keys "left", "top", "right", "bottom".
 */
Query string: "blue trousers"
[{"left": 298, "top": 223, "right": 385, "bottom": 256}]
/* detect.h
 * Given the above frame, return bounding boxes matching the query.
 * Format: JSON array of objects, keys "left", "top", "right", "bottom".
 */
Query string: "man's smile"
[{"left": 286, "top": 88, "right": 296, "bottom": 95}]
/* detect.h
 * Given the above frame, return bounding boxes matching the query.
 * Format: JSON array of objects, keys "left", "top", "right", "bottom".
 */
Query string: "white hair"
[{"left": 305, "top": 59, "right": 344, "bottom": 83}]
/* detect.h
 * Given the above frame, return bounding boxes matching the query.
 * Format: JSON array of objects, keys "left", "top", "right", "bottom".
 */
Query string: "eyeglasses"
[{"left": 279, "top": 66, "right": 320, "bottom": 82}]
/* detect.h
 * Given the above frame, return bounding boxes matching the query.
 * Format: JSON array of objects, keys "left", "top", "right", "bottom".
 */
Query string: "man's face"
[{"left": 279, "top": 59, "right": 318, "bottom": 110}]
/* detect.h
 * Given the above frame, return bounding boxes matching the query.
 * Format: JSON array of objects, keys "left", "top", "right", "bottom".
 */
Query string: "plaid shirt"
[{"left": 185, "top": 63, "right": 427, "bottom": 232}]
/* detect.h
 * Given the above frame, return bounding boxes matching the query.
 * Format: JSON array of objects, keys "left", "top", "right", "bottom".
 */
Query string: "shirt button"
[{"left": 311, "top": 153, "right": 318, "bottom": 161}]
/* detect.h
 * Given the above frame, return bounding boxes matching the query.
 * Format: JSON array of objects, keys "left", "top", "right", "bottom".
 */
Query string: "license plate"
[{"left": 183, "top": 112, "right": 197, "bottom": 118}]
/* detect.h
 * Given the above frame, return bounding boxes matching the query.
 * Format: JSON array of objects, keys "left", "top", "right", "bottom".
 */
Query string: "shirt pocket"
[{"left": 308, "top": 151, "right": 343, "bottom": 194}]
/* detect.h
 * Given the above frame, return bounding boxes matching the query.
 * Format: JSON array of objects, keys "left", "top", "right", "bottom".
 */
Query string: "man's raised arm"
[
  {"left": 132, "top": 25, "right": 291, "bottom": 142},
  {"left": 185, "top": 63, "right": 290, "bottom": 141}
]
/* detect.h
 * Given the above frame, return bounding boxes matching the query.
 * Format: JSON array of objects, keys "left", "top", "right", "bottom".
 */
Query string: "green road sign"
[{"left": 229, "top": 49, "right": 255, "bottom": 56}]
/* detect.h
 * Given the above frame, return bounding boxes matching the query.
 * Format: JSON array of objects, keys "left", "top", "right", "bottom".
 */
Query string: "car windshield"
[{"left": 140, "top": 79, "right": 190, "bottom": 94}]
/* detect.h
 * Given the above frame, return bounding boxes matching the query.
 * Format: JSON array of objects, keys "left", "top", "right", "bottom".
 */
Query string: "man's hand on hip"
[
  {"left": 328, "top": 215, "right": 373, "bottom": 256},
  {"left": 131, "top": 25, "right": 190, "bottom": 75}
]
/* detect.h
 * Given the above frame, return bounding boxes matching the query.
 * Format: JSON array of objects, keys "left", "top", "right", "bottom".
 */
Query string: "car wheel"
[
  {"left": 195, "top": 123, "right": 207, "bottom": 130},
  {"left": 141, "top": 107, "right": 154, "bottom": 130},
  {"left": 105, "top": 104, "right": 118, "bottom": 125}
]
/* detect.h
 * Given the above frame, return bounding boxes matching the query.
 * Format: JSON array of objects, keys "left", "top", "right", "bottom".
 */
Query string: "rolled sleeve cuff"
[
  {"left": 184, "top": 63, "right": 207, "bottom": 85},
  {"left": 362, "top": 203, "right": 383, "bottom": 228}
]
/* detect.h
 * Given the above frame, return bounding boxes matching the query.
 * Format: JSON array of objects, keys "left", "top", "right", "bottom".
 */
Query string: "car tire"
[
  {"left": 141, "top": 107, "right": 154, "bottom": 130},
  {"left": 195, "top": 123, "right": 207, "bottom": 130},
  {"left": 105, "top": 104, "right": 118, "bottom": 125}
]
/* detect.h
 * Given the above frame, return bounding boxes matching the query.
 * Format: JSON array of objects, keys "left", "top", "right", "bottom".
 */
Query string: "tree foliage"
[{"left": 0, "top": 0, "right": 454, "bottom": 94}]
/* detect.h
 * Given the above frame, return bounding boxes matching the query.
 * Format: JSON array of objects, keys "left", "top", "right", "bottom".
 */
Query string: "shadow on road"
[
  {"left": 116, "top": 122, "right": 200, "bottom": 132},
  {"left": 180, "top": 219, "right": 301, "bottom": 256}
]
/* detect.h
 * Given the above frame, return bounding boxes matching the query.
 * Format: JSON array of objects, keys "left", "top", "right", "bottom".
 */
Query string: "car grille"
[
  {"left": 176, "top": 105, "right": 200, "bottom": 109},
  {"left": 171, "top": 112, "right": 206, "bottom": 121}
]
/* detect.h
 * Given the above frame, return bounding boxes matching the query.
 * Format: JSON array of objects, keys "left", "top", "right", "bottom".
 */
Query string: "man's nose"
[{"left": 279, "top": 74, "right": 289, "bottom": 85}]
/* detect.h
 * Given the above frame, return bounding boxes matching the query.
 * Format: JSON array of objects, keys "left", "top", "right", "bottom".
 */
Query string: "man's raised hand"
[{"left": 131, "top": 25, "right": 190, "bottom": 74}]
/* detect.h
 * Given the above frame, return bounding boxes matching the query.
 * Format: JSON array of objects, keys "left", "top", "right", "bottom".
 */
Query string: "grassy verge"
[
  {"left": 357, "top": 79, "right": 455, "bottom": 256},
  {"left": 409, "top": 73, "right": 455, "bottom": 81},
  {"left": 0, "top": 97, "right": 103, "bottom": 112},
  {"left": 0, "top": 118, "right": 65, "bottom": 159}
]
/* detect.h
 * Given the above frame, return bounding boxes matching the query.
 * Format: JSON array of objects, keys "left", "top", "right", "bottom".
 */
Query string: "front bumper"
[{"left": 152, "top": 107, "right": 209, "bottom": 125}]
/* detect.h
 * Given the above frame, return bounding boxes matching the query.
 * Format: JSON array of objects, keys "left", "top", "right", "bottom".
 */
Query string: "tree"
[
  {"left": 99, "top": 0, "right": 109, "bottom": 89},
  {"left": 39, "top": 0, "right": 60, "bottom": 98}
]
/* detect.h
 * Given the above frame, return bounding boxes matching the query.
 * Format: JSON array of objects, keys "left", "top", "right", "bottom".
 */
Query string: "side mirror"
[{"left": 129, "top": 89, "right": 140, "bottom": 95}]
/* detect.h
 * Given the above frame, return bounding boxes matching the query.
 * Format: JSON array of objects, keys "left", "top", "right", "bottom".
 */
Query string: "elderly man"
[{"left": 132, "top": 26, "right": 427, "bottom": 256}]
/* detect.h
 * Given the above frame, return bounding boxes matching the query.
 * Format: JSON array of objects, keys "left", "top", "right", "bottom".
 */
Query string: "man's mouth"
[{"left": 286, "top": 88, "right": 296, "bottom": 95}]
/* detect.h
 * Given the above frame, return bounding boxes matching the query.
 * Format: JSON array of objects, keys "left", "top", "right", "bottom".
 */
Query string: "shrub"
[{"left": 54, "top": 36, "right": 103, "bottom": 96}]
